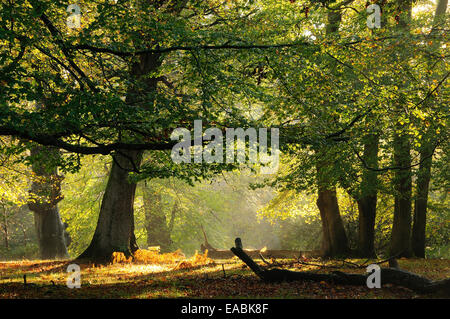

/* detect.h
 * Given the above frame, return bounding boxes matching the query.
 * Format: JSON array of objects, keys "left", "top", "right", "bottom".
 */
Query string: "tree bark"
[
  {"left": 316, "top": 158, "right": 350, "bottom": 257},
  {"left": 77, "top": 151, "right": 143, "bottom": 261},
  {"left": 28, "top": 146, "right": 68, "bottom": 259},
  {"left": 411, "top": 139, "right": 433, "bottom": 257},
  {"left": 357, "top": 134, "right": 379, "bottom": 258},
  {"left": 1, "top": 204, "right": 8, "bottom": 250},
  {"left": 390, "top": 133, "right": 413, "bottom": 257},
  {"left": 32, "top": 206, "right": 69, "bottom": 259},
  {"left": 316, "top": 186, "right": 350, "bottom": 257}
]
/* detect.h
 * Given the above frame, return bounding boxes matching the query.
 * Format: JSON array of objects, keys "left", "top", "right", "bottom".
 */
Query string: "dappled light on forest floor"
[
  {"left": 0, "top": 257, "right": 448, "bottom": 299},
  {"left": 112, "top": 249, "right": 215, "bottom": 269}
]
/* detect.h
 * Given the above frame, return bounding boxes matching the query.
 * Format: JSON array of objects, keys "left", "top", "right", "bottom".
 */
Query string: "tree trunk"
[
  {"left": 411, "top": 0, "right": 447, "bottom": 259},
  {"left": 32, "top": 206, "right": 68, "bottom": 259},
  {"left": 143, "top": 185, "right": 173, "bottom": 253},
  {"left": 316, "top": 186, "right": 350, "bottom": 257},
  {"left": 357, "top": 197, "right": 377, "bottom": 257},
  {"left": 411, "top": 141, "right": 433, "bottom": 257},
  {"left": 77, "top": 47, "right": 162, "bottom": 262},
  {"left": 316, "top": 158, "right": 350, "bottom": 257},
  {"left": 28, "top": 146, "right": 68, "bottom": 259},
  {"left": 2, "top": 204, "right": 8, "bottom": 250},
  {"left": 357, "top": 134, "right": 379, "bottom": 258},
  {"left": 77, "top": 151, "right": 143, "bottom": 261},
  {"left": 313, "top": 9, "right": 349, "bottom": 258},
  {"left": 389, "top": 0, "right": 414, "bottom": 258},
  {"left": 390, "top": 133, "right": 413, "bottom": 257}
]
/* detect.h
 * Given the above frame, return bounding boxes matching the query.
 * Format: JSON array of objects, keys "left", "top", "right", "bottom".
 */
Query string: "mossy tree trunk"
[{"left": 28, "top": 146, "right": 68, "bottom": 259}]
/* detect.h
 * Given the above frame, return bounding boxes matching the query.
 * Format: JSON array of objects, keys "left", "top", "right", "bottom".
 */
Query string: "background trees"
[
  {"left": 0, "top": 0, "right": 448, "bottom": 261},
  {"left": 28, "top": 145, "right": 68, "bottom": 259}
]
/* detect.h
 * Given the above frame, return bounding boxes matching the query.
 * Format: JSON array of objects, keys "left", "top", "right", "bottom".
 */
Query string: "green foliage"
[
  {"left": 58, "top": 154, "right": 109, "bottom": 257},
  {"left": 0, "top": 0, "right": 448, "bottom": 262}
]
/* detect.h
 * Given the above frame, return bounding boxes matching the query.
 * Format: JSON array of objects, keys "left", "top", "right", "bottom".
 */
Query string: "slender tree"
[
  {"left": 389, "top": 0, "right": 415, "bottom": 258},
  {"left": 315, "top": 9, "right": 350, "bottom": 257},
  {"left": 411, "top": 0, "right": 448, "bottom": 258},
  {"left": 356, "top": 133, "right": 379, "bottom": 257}
]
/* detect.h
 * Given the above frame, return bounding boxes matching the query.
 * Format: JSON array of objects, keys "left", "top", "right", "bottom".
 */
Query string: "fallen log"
[
  {"left": 205, "top": 248, "right": 311, "bottom": 259},
  {"left": 199, "top": 228, "right": 317, "bottom": 259},
  {"left": 230, "top": 238, "right": 450, "bottom": 295}
]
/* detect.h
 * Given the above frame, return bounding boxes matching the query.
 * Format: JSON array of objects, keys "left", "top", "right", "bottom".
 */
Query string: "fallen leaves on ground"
[
  {"left": 112, "top": 249, "right": 214, "bottom": 268},
  {"left": 173, "top": 250, "right": 215, "bottom": 270},
  {"left": 0, "top": 257, "right": 448, "bottom": 299}
]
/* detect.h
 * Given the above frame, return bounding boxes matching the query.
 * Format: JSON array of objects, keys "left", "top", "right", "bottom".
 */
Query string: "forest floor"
[{"left": 0, "top": 256, "right": 449, "bottom": 299}]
